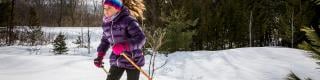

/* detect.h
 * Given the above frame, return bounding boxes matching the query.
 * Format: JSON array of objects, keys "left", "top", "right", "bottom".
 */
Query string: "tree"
[
  {"left": 28, "top": 26, "right": 43, "bottom": 46},
  {"left": 298, "top": 26, "right": 320, "bottom": 59},
  {"left": 5, "top": 0, "right": 16, "bottom": 46},
  {"left": 144, "top": 27, "right": 167, "bottom": 78},
  {"left": 0, "top": 0, "right": 11, "bottom": 26},
  {"left": 286, "top": 71, "right": 312, "bottom": 80},
  {"left": 28, "top": 7, "right": 43, "bottom": 46},
  {"left": 0, "top": 0, "right": 11, "bottom": 44},
  {"left": 160, "top": 8, "right": 196, "bottom": 52},
  {"left": 286, "top": 72, "right": 301, "bottom": 80},
  {"left": 87, "top": 27, "right": 91, "bottom": 54},
  {"left": 52, "top": 33, "right": 68, "bottom": 55}
]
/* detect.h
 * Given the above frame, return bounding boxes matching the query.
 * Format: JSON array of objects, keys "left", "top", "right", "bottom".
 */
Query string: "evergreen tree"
[
  {"left": 29, "top": 27, "right": 43, "bottom": 45},
  {"left": 0, "top": 0, "right": 11, "bottom": 44},
  {"left": 29, "top": 7, "right": 40, "bottom": 27},
  {"left": 28, "top": 7, "right": 43, "bottom": 46},
  {"left": 0, "top": 0, "right": 16, "bottom": 45},
  {"left": 0, "top": 0, "right": 11, "bottom": 26},
  {"left": 286, "top": 72, "right": 301, "bottom": 80},
  {"left": 298, "top": 26, "right": 320, "bottom": 59},
  {"left": 52, "top": 33, "right": 68, "bottom": 55},
  {"left": 160, "top": 8, "right": 196, "bottom": 52},
  {"left": 286, "top": 71, "right": 312, "bottom": 80},
  {"left": 142, "top": 0, "right": 320, "bottom": 51}
]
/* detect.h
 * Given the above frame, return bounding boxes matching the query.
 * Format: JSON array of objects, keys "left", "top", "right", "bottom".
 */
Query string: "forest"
[{"left": 0, "top": 0, "right": 320, "bottom": 53}]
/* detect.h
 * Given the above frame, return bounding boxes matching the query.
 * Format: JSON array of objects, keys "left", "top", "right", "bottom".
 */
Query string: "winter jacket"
[{"left": 97, "top": 7, "right": 146, "bottom": 69}]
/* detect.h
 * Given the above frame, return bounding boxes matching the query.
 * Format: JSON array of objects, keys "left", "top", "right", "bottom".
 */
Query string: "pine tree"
[
  {"left": 0, "top": 0, "right": 11, "bottom": 26},
  {"left": 28, "top": 7, "right": 43, "bottom": 46},
  {"left": 143, "top": 0, "right": 320, "bottom": 51},
  {"left": 52, "top": 33, "right": 68, "bottom": 55},
  {"left": 286, "top": 72, "right": 301, "bottom": 80},
  {"left": 0, "top": 0, "right": 11, "bottom": 44},
  {"left": 160, "top": 8, "right": 195, "bottom": 52},
  {"left": 298, "top": 26, "right": 320, "bottom": 59},
  {"left": 29, "top": 27, "right": 43, "bottom": 45},
  {"left": 286, "top": 71, "right": 312, "bottom": 80},
  {"left": 0, "top": 0, "right": 16, "bottom": 45}
]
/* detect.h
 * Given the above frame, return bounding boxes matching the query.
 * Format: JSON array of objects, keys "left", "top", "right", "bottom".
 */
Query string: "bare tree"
[
  {"left": 145, "top": 27, "right": 167, "bottom": 78},
  {"left": 87, "top": 27, "right": 91, "bottom": 54},
  {"left": 70, "top": 0, "right": 78, "bottom": 26}
]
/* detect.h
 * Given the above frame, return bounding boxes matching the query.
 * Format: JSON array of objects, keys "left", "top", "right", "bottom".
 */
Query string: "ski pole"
[
  {"left": 101, "top": 65, "right": 109, "bottom": 75},
  {"left": 121, "top": 52, "right": 152, "bottom": 80}
]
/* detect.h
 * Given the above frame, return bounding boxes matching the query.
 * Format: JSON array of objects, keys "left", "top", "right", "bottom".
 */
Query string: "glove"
[
  {"left": 94, "top": 52, "right": 105, "bottom": 68},
  {"left": 94, "top": 58, "right": 103, "bottom": 68},
  {"left": 112, "top": 42, "right": 130, "bottom": 55}
]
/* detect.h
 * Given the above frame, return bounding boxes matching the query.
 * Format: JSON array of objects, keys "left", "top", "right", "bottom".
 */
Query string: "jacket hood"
[{"left": 112, "top": 6, "right": 131, "bottom": 22}]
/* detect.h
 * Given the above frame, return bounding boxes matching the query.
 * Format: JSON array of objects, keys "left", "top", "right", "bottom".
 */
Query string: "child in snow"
[{"left": 94, "top": 0, "right": 146, "bottom": 80}]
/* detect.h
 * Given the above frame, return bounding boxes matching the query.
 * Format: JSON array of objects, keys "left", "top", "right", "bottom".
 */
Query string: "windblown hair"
[{"left": 123, "top": 0, "right": 146, "bottom": 20}]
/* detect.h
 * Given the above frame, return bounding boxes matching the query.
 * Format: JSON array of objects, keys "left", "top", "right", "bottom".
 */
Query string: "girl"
[{"left": 94, "top": 0, "right": 146, "bottom": 80}]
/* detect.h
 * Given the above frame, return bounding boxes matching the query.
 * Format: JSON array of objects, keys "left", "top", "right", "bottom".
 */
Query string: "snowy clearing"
[{"left": 0, "top": 46, "right": 319, "bottom": 80}]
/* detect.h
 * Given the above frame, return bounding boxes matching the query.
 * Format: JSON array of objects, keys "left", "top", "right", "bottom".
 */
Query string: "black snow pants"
[{"left": 106, "top": 66, "right": 140, "bottom": 80}]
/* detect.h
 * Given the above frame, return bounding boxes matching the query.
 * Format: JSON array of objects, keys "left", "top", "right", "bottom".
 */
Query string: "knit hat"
[{"left": 104, "top": 0, "right": 123, "bottom": 10}]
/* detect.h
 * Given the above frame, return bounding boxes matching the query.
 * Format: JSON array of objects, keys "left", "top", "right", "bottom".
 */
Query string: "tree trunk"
[
  {"left": 249, "top": 11, "right": 253, "bottom": 47},
  {"left": 87, "top": 27, "right": 91, "bottom": 54},
  {"left": 291, "top": 10, "right": 294, "bottom": 48},
  {"left": 7, "top": 0, "right": 15, "bottom": 46},
  {"left": 58, "top": 0, "right": 63, "bottom": 27}
]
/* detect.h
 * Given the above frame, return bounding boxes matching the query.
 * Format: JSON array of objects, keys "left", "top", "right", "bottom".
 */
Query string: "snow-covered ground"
[
  {"left": 0, "top": 27, "right": 319, "bottom": 80},
  {"left": 0, "top": 47, "right": 319, "bottom": 80},
  {"left": 157, "top": 47, "right": 320, "bottom": 80}
]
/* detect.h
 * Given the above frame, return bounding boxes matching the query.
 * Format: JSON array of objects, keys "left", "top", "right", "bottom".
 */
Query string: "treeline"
[
  {"left": 0, "top": 0, "right": 103, "bottom": 27},
  {"left": 1, "top": 0, "right": 320, "bottom": 52},
  {"left": 0, "top": 0, "right": 103, "bottom": 46},
  {"left": 143, "top": 0, "right": 320, "bottom": 52}
]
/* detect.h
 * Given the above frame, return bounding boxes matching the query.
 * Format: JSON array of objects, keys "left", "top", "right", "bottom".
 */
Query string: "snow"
[
  {"left": 0, "top": 54, "right": 105, "bottom": 80},
  {"left": 0, "top": 27, "right": 319, "bottom": 80},
  {"left": 155, "top": 47, "right": 320, "bottom": 80},
  {"left": 0, "top": 47, "right": 319, "bottom": 80}
]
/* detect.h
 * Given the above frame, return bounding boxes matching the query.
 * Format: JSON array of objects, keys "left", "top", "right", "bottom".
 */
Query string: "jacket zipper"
[
  {"left": 131, "top": 52, "right": 134, "bottom": 58},
  {"left": 110, "top": 21, "right": 115, "bottom": 44},
  {"left": 111, "top": 21, "right": 120, "bottom": 67},
  {"left": 116, "top": 57, "right": 120, "bottom": 67}
]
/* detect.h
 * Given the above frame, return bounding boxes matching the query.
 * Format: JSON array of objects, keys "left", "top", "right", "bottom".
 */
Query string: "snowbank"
[{"left": 155, "top": 47, "right": 320, "bottom": 80}]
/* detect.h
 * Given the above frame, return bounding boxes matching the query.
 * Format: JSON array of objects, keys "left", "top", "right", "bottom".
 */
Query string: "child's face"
[{"left": 104, "top": 5, "right": 119, "bottom": 17}]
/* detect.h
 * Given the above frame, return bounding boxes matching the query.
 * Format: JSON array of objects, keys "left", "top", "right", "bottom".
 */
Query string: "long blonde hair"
[{"left": 123, "top": 0, "right": 146, "bottom": 20}]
